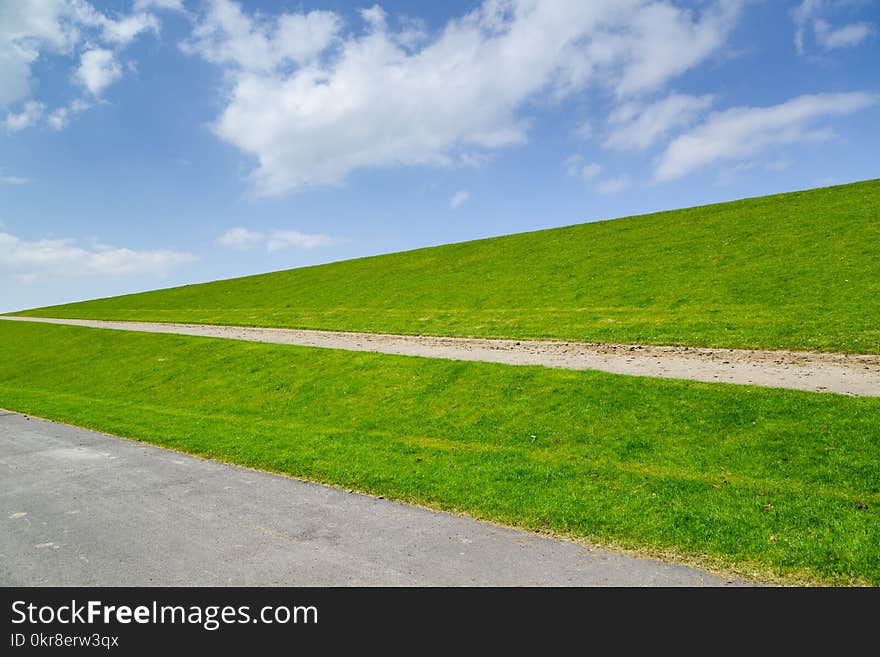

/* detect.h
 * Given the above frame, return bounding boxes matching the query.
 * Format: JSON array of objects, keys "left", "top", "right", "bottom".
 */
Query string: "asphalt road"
[{"left": 0, "top": 411, "right": 746, "bottom": 586}]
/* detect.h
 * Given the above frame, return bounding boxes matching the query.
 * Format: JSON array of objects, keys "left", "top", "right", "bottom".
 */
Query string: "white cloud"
[
  {"left": 605, "top": 0, "right": 742, "bottom": 98},
  {"left": 792, "top": 0, "right": 823, "bottom": 54},
  {"left": 100, "top": 12, "right": 160, "bottom": 45},
  {"left": 218, "top": 227, "right": 334, "bottom": 252},
  {"left": 814, "top": 19, "right": 874, "bottom": 49},
  {"left": 63, "top": 1, "right": 160, "bottom": 46},
  {"left": 3, "top": 101, "right": 45, "bottom": 132},
  {"left": 716, "top": 158, "right": 795, "bottom": 185},
  {"left": 0, "top": 231, "right": 196, "bottom": 279},
  {"left": 46, "top": 109, "right": 68, "bottom": 131},
  {"left": 605, "top": 93, "right": 714, "bottom": 150},
  {"left": 458, "top": 152, "right": 491, "bottom": 168},
  {"left": 0, "top": 1, "right": 74, "bottom": 108},
  {"left": 573, "top": 121, "right": 592, "bottom": 140},
  {"left": 0, "top": 0, "right": 163, "bottom": 126},
  {"left": 218, "top": 227, "right": 264, "bottom": 250},
  {"left": 449, "top": 190, "right": 470, "bottom": 209},
  {"left": 76, "top": 48, "right": 122, "bottom": 96},
  {"left": 580, "top": 163, "right": 603, "bottom": 181},
  {"left": 134, "top": 0, "right": 185, "bottom": 11},
  {"left": 655, "top": 92, "right": 877, "bottom": 181},
  {"left": 183, "top": 0, "right": 744, "bottom": 196},
  {"left": 266, "top": 231, "right": 334, "bottom": 253},
  {"left": 564, "top": 155, "right": 602, "bottom": 183},
  {"left": 597, "top": 175, "right": 631, "bottom": 194},
  {"left": 566, "top": 154, "right": 627, "bottom": 194},
  {"left": 1, "top": 175, "right": 28, "bottom": 185},
  {"left": 181, "top": 1, "right": 341, "bottom": 71},
  {"left": 792, "top": 1, "right": 875, "bottom": 54},
  {"left": 46, "top": 98, "right": 90, "bottom": 130}
]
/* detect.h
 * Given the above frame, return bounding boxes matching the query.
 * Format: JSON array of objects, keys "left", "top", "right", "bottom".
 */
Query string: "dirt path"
[{"left": 3, "top": 316, "right": 879, "bottom": 396}]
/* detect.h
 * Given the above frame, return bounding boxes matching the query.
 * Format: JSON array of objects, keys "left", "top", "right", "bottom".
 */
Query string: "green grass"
[
  {"left": 2, "top": 320, "right": 878, "bottom": 585},
  {"left": 11, "top": 179, "right": 880, "bottom": 353}
]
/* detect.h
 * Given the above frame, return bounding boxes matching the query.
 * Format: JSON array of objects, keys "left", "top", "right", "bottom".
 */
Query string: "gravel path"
[{"left": 3, "top": 315, "right": 879, "bottom": 396}]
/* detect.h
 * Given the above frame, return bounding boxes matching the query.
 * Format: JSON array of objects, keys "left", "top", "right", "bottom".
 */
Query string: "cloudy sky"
[{"left": 1, "top": 0, "right": 878, "bottom": 312}]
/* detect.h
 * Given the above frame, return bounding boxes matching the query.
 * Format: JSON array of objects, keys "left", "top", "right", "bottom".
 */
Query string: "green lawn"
[
  {"left": 11, "top": 179, "right": 880, "bottom": 354},
  {"left": 2, "top": 320, "right": 877, "bottom": 585}
]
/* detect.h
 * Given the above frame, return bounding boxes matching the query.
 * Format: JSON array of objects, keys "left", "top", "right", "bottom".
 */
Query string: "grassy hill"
[
  {"left": 4, "top": 179, "right": 880, "bottom": 584},
  {"left": 2, "top": 320, "right": 878, "bottom": 585},
  {"left": 11, "top": 179, "right": 880, "bottom": 353}
]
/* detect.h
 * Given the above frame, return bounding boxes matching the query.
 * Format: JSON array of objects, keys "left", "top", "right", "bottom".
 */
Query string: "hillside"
[
  {"left": 3, "top": 319, "right": 878, "bottom": 585},
  {"left": 11, "top": 179, "right": 880, "bottom": 353}
]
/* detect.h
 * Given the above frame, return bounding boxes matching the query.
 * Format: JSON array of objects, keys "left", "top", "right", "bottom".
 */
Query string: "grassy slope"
[
  {"left": 12, "top": 180, "right": 880, "bottom": 353},
  {"left": 2, "top": 321, "right": 877, "bottom": 585}
]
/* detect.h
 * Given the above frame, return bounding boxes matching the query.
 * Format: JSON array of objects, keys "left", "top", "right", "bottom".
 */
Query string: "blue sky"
[{"left": 1, "top": 0, "right": 878, "bottom": 312}]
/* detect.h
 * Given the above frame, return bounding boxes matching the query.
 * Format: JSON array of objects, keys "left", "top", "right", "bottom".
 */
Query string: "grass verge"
[{"left": 1, "top": 320, "right": 878, "bottom": 584}]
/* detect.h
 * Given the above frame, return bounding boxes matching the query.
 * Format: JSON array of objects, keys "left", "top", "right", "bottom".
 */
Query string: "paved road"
[
  {"left": 0, "top": 412, "right": 746, "bottom": 586},
  {"left": 3, "top": 315, "right": 878, "bottom": 396}
]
